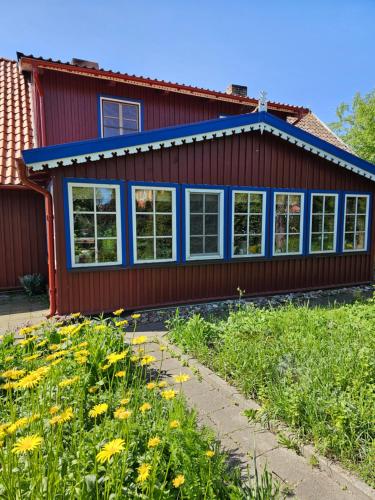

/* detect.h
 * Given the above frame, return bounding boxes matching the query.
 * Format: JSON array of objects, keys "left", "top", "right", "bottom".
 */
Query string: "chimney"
[
  {"left": 71, "top": 58, "right": 99, "bottom": 70},
  {"left": 226, "top": 84, "right": 248, "bottom": 98}
]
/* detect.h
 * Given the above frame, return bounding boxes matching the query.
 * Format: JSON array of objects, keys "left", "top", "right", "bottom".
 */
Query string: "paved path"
[
  {"left": 0, "top": 294, "right": 49, "bottom": 334},
  {"left": 129, "top": 327, "right": 375, "bottom": 500}
]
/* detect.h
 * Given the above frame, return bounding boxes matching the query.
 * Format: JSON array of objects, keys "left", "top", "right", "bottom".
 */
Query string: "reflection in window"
[
  {"left": 344, "top": 195, "right": 368, "bottom": 251},
  {"left": 69, "top": 184, "right": 121, "bottom": 266},
  {"left": 133, "top": 187, "right": 176, "bottom": 263},
  {"left": 232, "top": 191, "right": 266, "bottom": 257},
  {"left": 274, "top": 193, "right": 303, "bottom": 255},
  {"left": 101, "top": 98, "right": 141, "bottom": 138},
  {"left": 310, "top": 194, "right": 337, "bottom": 253}
]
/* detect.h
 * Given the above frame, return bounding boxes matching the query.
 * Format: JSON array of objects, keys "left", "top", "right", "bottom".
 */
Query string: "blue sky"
[{"left": 2, "top": 0, "right": 374, "bottom": 122}]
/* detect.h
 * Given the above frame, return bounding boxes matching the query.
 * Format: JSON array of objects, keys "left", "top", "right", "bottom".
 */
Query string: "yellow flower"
[
  {"left": 45, "top": 350, "right": 69, "bottom": 361},
  {"left": 132, "top": 335, "right": 147, "bottom": 345},
  {"left": 96, "top": 438, "right": 125, "bottom": 464},
  {"left": 159, "top": 345, "right": 166, "bottom": 351},
  {"left": 146, "top": 382, "right": 156, "bottom": 390},
  {"left": 50, "top": 358, "right": 63, "bottom": 367},
  {"left": 140, "top": 355, "right": 156, "bottom": 366},
  {"left": 70, "top": 312, "right": 81, "bottom": 319},
  {"left": 23, "top": 353, "right": 41, "bottom": 362},
  {"left": 114, "top": 407, "right": 132, "bottom": 420},
  {"left": 170, "top": 420, "right": 180, "bottom": 429},
  {"left": 93, "top": 325, "right": 106, "bottom": 333},
  {"left": 136, "top": 463, "right": 151, "bottom": 483},
  {"left": 50, "top": 407, "right": 74, "bottom": 425},
  {"left": 58, "top": 376, "right": 80, "bottom": 388},
  {"left": 113, "top": 308, "right": 124, "bottom": 316},
  {"left": 0, "top": 382, "right": 16, "bottom": 390},
  {"left": 49, "top": 343, "right": 61, "bottom": 351},
  {"left": 139, "top": 402, "right": 152, "bottom": 413},
  {"left": 12, "top": 434, "right": 42, "bottom": 454},
  {"left": 16, "top": 366, "right": 50, "bottom": 389},
  {"left": 161, "top": 389, "right": 176, "bottom": 400},
  {"left": 148, "top": 436, "right": 161, "bottom": 448},
  {"left": 74, "top": 349, "right": 90, "bottom": 357},
  {"left": 106, "top": 350, "right": 128, "bottom": 365},
  {"left": 6, "top": 417, "right": 28, "bottom": 434},
  {"left": 205, "top": 450, "right": 215, "bottom": 458},
  {"left": 27, "top": 413, "right": 40, "bottom": 424},
  {"left": 49, "top": 405, "right": 60, "bottom": 415},
  {"left": 37, "top": 339, "right": 48, "bottom": 348},
  {"left": 158, "top": 381, "right": 168, "bottom": 388},
  {"left": 77, "top": 341, "right": 89, "bottom": 348},
  {"left": 4, "top": 355, "right": 14, "bottom": 362},
  {"left": 120, "top": 397, "right": 130, "bottom": 405},
  {"left": 1, "top": 369, "right": 25, "bottom": 380},
  {"left": 76, "top": 356, "right": 88, "bottom": 365},
  {"left": 115, "top": 320, "right": 128, "bottom": 327},
  {"left": 173, "top": 373, "right": 190, "bottom": 383},
  {"left": 101, "top": 364, "right": 111, "bottom": 371},
  {"left": 19, "top": 335, "right": 38, "bottom": 346},
  {"left": 49, "top": 415, "right": 63, "bottom": 425},
  {"left": 131, "top": 313, "right": 141, "bottom": 320},
  {"left": 115, "top": 371, "right": 126, "bottom": 378},
  {"left": 19, "top": 326, "right": 34, "bottom": 336},
  {"left": 59, "top": 324, "right": 81, "bottom": 336},
  {"left": 172, "top": 474, "right": 185, "bottom": 488},
  {"left": 89, "top": 403, "right": 108, "bottom": 418},
  {"left": 130, "top": 355, "right": 139, "bottom": 362},
  {"left": 88, "top": 386, "right": 98, "bottom": 394}
]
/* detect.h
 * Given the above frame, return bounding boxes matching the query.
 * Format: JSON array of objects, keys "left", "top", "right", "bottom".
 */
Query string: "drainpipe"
[{"left": 16, "top": 158, "right": 56, "bottom": 317}]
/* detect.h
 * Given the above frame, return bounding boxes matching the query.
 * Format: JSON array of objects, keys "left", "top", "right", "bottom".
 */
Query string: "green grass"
[
  {"left": 0, "top": 316, "right": 279, "bottom": 499},
  {"left": 168, "top": 298, "right": 375, "bottom": 486}
]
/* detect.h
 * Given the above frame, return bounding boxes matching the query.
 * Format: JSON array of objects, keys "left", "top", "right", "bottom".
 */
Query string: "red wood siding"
[
  {"left": 51, "top": 131, "right": 375, "bottom": 315},
  {"left": 40, "top": 70, "right": 252, "bottom": 146},
  {"left": 0, "top": 189, "right": 48, "bottom": 289}
]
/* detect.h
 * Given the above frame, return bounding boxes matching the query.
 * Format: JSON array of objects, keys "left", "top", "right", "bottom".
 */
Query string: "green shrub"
[{"left": 19, "top": 273, "right": 46, "bottom": 296}]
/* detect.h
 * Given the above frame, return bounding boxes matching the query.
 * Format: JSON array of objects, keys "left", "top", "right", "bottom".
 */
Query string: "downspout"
[{"left": 16, "top": 158, "right": 56, "bottom": 317}]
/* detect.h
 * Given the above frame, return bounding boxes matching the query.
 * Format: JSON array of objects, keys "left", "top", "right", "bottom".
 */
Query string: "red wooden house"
[{"left": 2, "top": 53, "right": 375, "bottom": 316}]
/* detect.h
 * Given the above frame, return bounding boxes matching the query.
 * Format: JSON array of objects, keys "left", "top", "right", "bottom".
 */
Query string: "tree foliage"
[{"left": 330, "top": 90, "right": 375, "bottom": 164}]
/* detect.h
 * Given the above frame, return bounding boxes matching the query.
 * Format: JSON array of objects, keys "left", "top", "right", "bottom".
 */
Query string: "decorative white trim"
[
  {"left": 343, "top": 194, "right": 370, "bottom": 252},
  {"left": 309, "top": 193, "right": 339, "bottom": 254},
  {"left": 272, "top": 192, "right": 305, "bottom": 256}
]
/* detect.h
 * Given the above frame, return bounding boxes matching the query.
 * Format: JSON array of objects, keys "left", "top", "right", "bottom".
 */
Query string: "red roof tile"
[{"left": 0, "top": 58, "right": 34, "bottom": 185}]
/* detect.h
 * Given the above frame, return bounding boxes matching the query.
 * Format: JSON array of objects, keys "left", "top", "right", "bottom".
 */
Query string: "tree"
[{"left": 330, "top": 90, "right": 375, "bottom": 164}]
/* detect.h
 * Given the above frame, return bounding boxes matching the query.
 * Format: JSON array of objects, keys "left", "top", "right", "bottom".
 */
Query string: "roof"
[
  {"left": 0, "top": 58, "right": 34, "bottom": 186},
  {"left": 288, "top": 112, "right": 353, "bottom": 153},
  {"left": 23, "top": 111, "right": 375, "bottom": 182},
  {"left": 17, "top": 52, "right": 309, "bottom": 116}
]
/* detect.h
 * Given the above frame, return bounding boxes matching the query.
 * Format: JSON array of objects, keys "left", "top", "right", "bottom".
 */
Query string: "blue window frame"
[
  {"left": 98, "top": 95, "right": 143, "bottom": 139},
  {"left": 64, "top": 178, "right": 125, "bottom": 269},
  {"left": 272, "top": 190, "right": 306, "bottom": 256}
]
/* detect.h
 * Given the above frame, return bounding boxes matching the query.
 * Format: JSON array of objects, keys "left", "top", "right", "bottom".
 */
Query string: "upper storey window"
[{"left": 100, "top": 97, "right": 142, "bottom": 138}]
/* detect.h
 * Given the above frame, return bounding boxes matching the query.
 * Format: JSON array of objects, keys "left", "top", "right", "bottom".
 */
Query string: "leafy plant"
[{"left": 19, "top": 273, "right": 46, "bottom": 296}]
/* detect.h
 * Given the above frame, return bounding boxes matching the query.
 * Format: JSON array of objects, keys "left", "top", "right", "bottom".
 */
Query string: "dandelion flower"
[
  {"left": 114, "top": 408, "right": 132, "bottom": 420},
  {"left": 23, "top": 353, "right": 41, "bottom": 362},
  {"left": 139, "top": 402, "right": 152, "bottom": 413},
  {"left": 77, "top": 341, "right": 89, "bottom": 348},
  {"left": 136, "top": 463, "right": 151, "bottom": 483},
  {"left": 172, "top": 475, "right": 185, "bottom": 488},
  {"left": 115, "top": 320, "right": 128, "bottom": 327},
  {"left": 1, "top": 369, "right": 25, "bottom": 380},
  {"left": 140, "top": 355, "right": 156, "bottom": 366},
  {"left": 132, "top": 335, "right": 147, "bottom": 345},
  {"left": 37, "top": 339, "right": 48, "bottom": 348},
  {"left": 12, "top": 434, "right": 42, "bottom": 454},
  {"left": 131, "top": 313, "right": 141, "bottom": 320},
  {"left": 101, "top": 364, "right": 111, "bottom": 371},
  {"left": 58, "top": 376, "right": 80, "bottom": 388},
  {"left": 106, "top": 350, "right": 128, "bottom": 365},
  {"left": 146, "top": 382, "right": 156, "bottom": 390},
  {"left": 161, "top": 389, "right": 176, "bottom": 400},
  {"left": 173, "top": 373, "right": 190, "bottom": 383},
  {"left": 170, "top": 420, "right": 180, "bottom": 429},
  {"left": 130, "top": 355, "right": 139, "bottom": 362},
  {"left": 113, "top": 308, "right": 124, "bottom": 316},
  {"left": 60, "top": 407, "right": 74, "bottom": 423},
  {"left": 93, "top": 325, "right": 106, "bottom": 333},
  {"left": 206, "top": 450, "right": 215, "bottom": 458},
  {"left": 89, "top": 403, "right": 108, "bottom": 418},
  {"left": 88, "top": 386, "right": 98, "bottom": 394},
  {"left": 148, "top": 436, "right": 161, "bottom": 448},
  {"left": 70, "top": 312, "right": 81, "bottom": 319},
  {"left": 6, "top": 417, "right": 28, "bottom": 434},
  {"left": 19, "top": 326, "right": 34, "bottom": 336},
  {"left": 96, "top": 438, "right": 125, "bottom": 464},
  {"left": 115, "top": 371, "right": 126, "bottom": 378},
  {"left": 76, "top": 356, "right": 88, "bottom": 365},
  {"left": 1, "top": 382, "right": 16, "bottom": 390},
  {"left": 49, "top": 405, "right": 60, "bottom": 415},
  {"left": 159, "top": 345, "right": 166, "bottom": 351},
  {"left": 158, "top": 381, "right": 168, "bottom": 388},
  {"left": 16, "top": 366, "right": 50, "bottom": 389},
  {"left": 120, "top": 397, "right": 130, "bottom": 405}
]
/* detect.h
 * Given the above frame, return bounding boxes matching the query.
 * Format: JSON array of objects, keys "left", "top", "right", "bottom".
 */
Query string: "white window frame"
[
  {"left": 131, "top": 185, "right": 177, "bottom": 264},
  {"left": 309, "top": 193, "right": 338, "bottom": 254},
  {"left": 343, "top": 194, "right": 370, "bottom": 252},
  {"left": 67, "top": 182, "right": 122, "bottom": 268},
  {"left": 231, "top": 190, "right": 267, "bottom": 258},
  {"left": 100, "top": 96, "right": 142, "bottom": 138},
  {"left": 272, "top": 191, "right": 305, "bottom": 256},
  {"left": 185, "top": 188, "right": 225, "bottom": 261}
]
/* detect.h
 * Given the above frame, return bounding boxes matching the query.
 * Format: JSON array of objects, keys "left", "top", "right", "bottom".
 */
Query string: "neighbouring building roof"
[
  {"left": 23, "top": 111, "right": 375, "bottom": 182},
  {"left": 0, "top": 58, "right": 34, "bottom": 186}
]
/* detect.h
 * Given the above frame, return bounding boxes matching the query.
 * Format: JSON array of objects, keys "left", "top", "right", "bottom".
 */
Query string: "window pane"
[
  {"left": 205, "top": 236, "right": 218, "bottom": 253},
  {"left": 97, "top": 239, "right": 117, "bottom": 263},
  {"left": 72, "top": 186, "right": 94, "bottom": 212},
  {"left": 249, "top": 194, "right": 263, "bottom": 213},
  {"left": 123, "top": 104, "right": 138, "bottom": 119},
  {"left": 190, "top": 236, "right": 203, "bottom": 255},
  {"left": 356, "top": 215, "right": 366, "bottom": 231},
  {"left": 324, "top": 196, "right": 336, "bottom": 213},
  {"left": 344, "top": 232, "right": 354, "bottom": 250},
  {"left": 205, "top": 194, "right": 219, "bottom": 213},
  {"left": 275, "top": 215, "right": 287, "bottom": 234},
  {"left": 74, "top": 214, "right": 95, "bottom": 238},
  {"left": 122, "top": 121, "right": 138, "bottom": 132},
  {"left": 136, "top": 214, "right": 153, "bottom": 236},
  {"left": 233, "top": 236, "right": 247, "bottom": 255},
  {"left": 103, "top": 101, "right": 119, "bottom": 118},
  {"left": 155, "top": 190, "right": 172, "bottom": 212},
  {"left": 324, "top": 215, "right": 334, "bottom": 232},
  {"left": 96, "top": 188, "right": 116, "bottom": 212},
  {"left": 103, "top": 127, "right": 121, "bottom": 138},
  {"left": 205, "top": 214, "right": 218, "bottom": 234},
  {"left": 311, "top": 233, "right": 322, "bottom": 252},
  {"left": 190, "top": 193, "right": 203, "bottom": 212},
  {"left": 156, "top": 214, "right": 172, "bottom": 236},
  {"left": 190, "top": 214, "right": 203, "bottom": 235},
  {"left": 357, "top": 197, "right": 367, "bottom": 214},
  {"left": 74, "top": 241, "right": 95, "bottom": 264},
  {"left": 274, "top": 234, "right": 287, "bottom": 253},
  {"left": 103, "top": 116, "right": 120, "bottom": 128},
  {"left": 234, "top": 215, "right": 247, "bottom": 234},
  {"left": 289, "top": 195, "right": 301, "bottom": 213},
  {"left": 156, "top": 238, "right": 172, "bottom": 259},
  {"left": 135, "top": 190, "right": 153, "bottom": 212},
  {"left": 312, "top": 215, "right": 323, "bottom": 233},
  {"left": 312, "top": 196, "right": 323, "bottom": 213},
  {"left": 355, "top": 232, "right": 366, "bottom": 250},
  {"left": 248, "top": 235, "right": 262, "bottom": 254},
  {"left": 288, "top": 234, "right": 300, "bottom": 253},
  {"left": 289, "top": 215, "right": 300, "bottom": 233},
  {"left": 234, "top": 193, "right": 248, "bottom": 213},
  {"left": 137, "top": 238, "right": 154, "bottom": 260},
  {"left": 276, "top": 195, "right": 287, "bottom": 214},
  {"left": 346, "top": 197, "right": 356, "bottom": 214},
  {"left": 345, "top": 215, "right": 355, "bottom": 232},
  {"left": 323, "top": 233, "right": 334, "bottom": 251},
  {"left": 97, "top": 214, "right": 117, "bottom": 237},
  {"left": 249, "top": 215, "right": 262, "bottom": 234}
]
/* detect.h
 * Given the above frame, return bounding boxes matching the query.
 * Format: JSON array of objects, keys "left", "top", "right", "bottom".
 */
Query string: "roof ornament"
[{"left": 258, "top": 90, "right": 268, "bottom": 112}]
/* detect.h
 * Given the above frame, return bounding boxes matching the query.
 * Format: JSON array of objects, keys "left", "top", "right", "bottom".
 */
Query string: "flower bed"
[{"left": 0, "top": 314, "right": 277, "bottom": 499}]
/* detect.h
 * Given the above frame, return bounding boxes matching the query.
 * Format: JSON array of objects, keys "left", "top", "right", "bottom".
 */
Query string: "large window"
[
  {"left": 232, "top": 190, "right": 266, "bottom": 257},
  {"left": 67, "top": 183, "right": 122, "bottom": 267},
  {"left": 185, "top": 188, "right": 224, "bottom": 260},
  {"left": 131, "top": 186, "right": 177, "bottom": 263},
  {"left": 100, "top": 97, "right": 141, "bottom": 138},
  {"left": 343, "top": 194, "right": 369, "bottom": 252},
  {"left": 273, "top": 192, "right": 304, "bottom": 255},
  {"left": 310, "top": 194, "right": 338, "bottom": 253}
]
